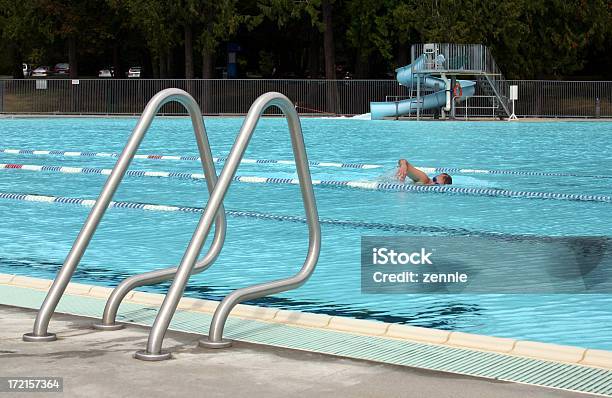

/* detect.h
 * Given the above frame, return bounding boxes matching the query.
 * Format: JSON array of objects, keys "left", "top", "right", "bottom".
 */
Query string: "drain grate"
[{"left": 2, "top": 284, "right": 611, "bottom": 397}]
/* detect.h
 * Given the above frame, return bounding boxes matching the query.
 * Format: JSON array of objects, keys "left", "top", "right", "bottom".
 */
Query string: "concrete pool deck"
[
  {"left": 0, "top": 306, "right": 596, "bottom": 398},
  {"left": 1, "top": 274, "right": 612, "bottom": 396}
]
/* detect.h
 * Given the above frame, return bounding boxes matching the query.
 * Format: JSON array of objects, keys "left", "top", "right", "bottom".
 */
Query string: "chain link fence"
[
  {"left": 0, "top": 78, "right": 609, "bottom": 118},
  {"left": 506, "top": 80, "right": 610, "bottom": 118}
]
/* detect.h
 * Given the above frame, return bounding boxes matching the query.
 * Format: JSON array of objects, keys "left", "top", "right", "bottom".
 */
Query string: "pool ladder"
[{"left": 22, "top": 88, "right": 321, "bottom": 361}]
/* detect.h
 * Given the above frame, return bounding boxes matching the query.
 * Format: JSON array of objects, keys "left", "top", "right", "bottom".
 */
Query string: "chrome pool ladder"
[{"left": 23, "top": 88, "right": 321, "bottom": 362}]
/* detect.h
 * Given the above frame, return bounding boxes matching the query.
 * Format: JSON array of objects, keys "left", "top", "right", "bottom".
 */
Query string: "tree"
[
  {"left": 374, "top": 0, "right": 612, "bottom": 79},
  {"left": 198, "top": 0, "right": 261, "bottom": 79},
  {"left": 34, "top": 1, "right": 106, "bottom": 78},
  {"left": 3, "top": 0, "right": 612, "bottom": 80},
  {"left": 344, "top": 0, "right": 402, "bottom": 77},
  {"left": 259, "top": 0, "right": 338, "bottom": 111},
  {"left": 168, "top": 0, "right": 200, "bottom": 79},
  {"left": 109, "top": 0, "right": 178, "bottom": 78},
  {"left": 511, "top": 0, "right": 611, "bottom": 78},
  {"left": 0, "top": 0, "right": 40, "bottom": 78},
  {"left": 259, "top": 0, "right": 315, "bottom": 77}
]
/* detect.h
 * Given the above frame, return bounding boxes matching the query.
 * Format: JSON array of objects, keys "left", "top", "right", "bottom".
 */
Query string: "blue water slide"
[{"left": 370, "top": 54, "right": 476, "bottom": 120}]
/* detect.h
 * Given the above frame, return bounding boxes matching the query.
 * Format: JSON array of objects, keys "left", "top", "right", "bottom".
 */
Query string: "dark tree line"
[{"left": 1, "top": 0, "right": 611, "bottom": 80}]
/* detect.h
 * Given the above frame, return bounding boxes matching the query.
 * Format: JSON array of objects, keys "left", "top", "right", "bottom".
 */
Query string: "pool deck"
[
  {"left": 0, "top": 305, "right": 591, "bottom": 398},
  {"left": 1, "top": 275, "right": 612, "bottom": 397}
]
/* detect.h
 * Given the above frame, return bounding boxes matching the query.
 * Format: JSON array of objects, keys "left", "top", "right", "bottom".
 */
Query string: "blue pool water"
[{"left": 0, "top": 117, "right": 611, "bottom": 349}]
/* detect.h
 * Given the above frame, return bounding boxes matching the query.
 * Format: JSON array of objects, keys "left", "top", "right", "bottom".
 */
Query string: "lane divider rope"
[
  {"left": 0, "top": 191, "right": 476, "bottom": 235},
  {"left": 2, "top": 148, "right": 610, "bottom": 178},
  {"left": 0, "top": 148, "right": 381, "bottom": 170},
  {"left": 1, "top": 162, "right": 611, "bottom": 204}
]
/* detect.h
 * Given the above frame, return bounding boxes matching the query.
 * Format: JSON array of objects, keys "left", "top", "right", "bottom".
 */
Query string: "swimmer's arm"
[{"left": 397, "top": 159, "right": 431, "bottom": 184}]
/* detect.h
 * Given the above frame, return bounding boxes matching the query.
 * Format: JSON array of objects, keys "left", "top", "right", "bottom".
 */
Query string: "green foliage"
[
  {"left": 258, "top": 0, "right": 307, "bottom": 27},
  {"left": 197, "top": 0, "right": 253, "bottom": 52},
  {"left": 342, "top": 0, "right": 612, "bottom": 78},
  {"left": 108, "top": 0, "right": 177, "bottom": 57},
  {"left": 509, "top": 0, "right": 612, "bottom": 78},
  {"left": 258, "top": 50, "right": 276, "bottom": 76},
  {"left": 0, "top": 0, "right": 37, "bottom": 41},
  {"left": 258, "top": 0, "right": 335, "bottom": 32},
  {"left": 1, "top": 0, "right": 611, "bottom": 78}
]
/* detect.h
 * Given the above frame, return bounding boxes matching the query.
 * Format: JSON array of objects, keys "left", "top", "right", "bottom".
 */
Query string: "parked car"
[
  {"left": 22, "top": 63, "right": 31, "bottom": 78},
  {"left": 127, "top": 66, "right": 142, "bottom": 78},
  {"left": 31, "top": 66, "right": 51, "bottom": 78},
  {"left": 98, "top": 67, "right": 114, "bottom": 78},
  {"left": 53, "top": 63, "right": 70, "bottom": 75}
]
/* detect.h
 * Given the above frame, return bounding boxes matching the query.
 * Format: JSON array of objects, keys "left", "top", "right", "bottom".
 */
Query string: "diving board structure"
[{"left": 371, "top": 43, "right": 511, "bottom": 120}]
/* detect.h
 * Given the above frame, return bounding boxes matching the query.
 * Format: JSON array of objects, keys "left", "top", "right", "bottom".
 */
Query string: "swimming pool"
[{"left": 1, "top": 117, "right": 611, "bottom": 350}]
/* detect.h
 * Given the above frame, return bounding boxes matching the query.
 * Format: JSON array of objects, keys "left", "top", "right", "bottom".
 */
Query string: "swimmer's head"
[{"left": 433, "top": 173, "right": 452, "bottom": 185}]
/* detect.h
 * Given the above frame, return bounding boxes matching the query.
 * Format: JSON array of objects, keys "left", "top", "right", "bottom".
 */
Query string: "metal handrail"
[
  {"left": 483, "top": 75, "right": 511, "bottom": 117},
  {"left": 92, "top": 225, "right": 226, "bottom": 330},
  {"left": 411, "top": 43, "right": 489, "bottom": 74},
  {"left": 22, "top": 88, "right": 226, "bottom": 342},
  {"left": 134, "top": 92, "right": 321, "bottom": 361}
]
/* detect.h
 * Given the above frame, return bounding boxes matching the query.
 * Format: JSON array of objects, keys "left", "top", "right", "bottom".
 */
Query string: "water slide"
[{"left": 370, "top": 54, "right": 476, "bottom": 120}]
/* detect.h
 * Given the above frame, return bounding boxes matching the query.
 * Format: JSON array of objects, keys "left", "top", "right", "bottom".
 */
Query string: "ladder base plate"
[
  {"left": 22, "top": 332, "right": 57, "bottom": 342},
  {"left": 133, "top": 350, "right": 172, "bottom": 361},
  {"left": 92, "top": 322, "right": 125, "bottom": 331},
  {"left": 198, "top": 339, "right": 232, "bottom": 349}
]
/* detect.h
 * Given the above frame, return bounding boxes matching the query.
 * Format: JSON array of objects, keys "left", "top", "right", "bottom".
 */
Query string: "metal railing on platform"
[{"left": 410, "top": 43, "right": 492, "bottom": 74}]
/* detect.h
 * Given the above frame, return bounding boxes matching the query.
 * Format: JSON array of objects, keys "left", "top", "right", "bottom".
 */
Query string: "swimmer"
[{"left": 396, "top": 159, "right": 452, "bottom": 185}]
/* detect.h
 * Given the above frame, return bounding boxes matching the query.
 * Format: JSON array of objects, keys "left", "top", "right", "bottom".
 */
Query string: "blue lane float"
[
  {"left": 0, "top": 191, "right": 472, "bottom": 235},
  {"left": 0, "top": 147, "right": 380, "bottom": 170},
  {"left": 0, "top": 191, "right": 555, "bottom": 239},
  {"left": 3, "top": 191, "right": 610, "bottom": 247},
  {"left": 1, "top": 162, "right": 611, "bottom": 204},
  {"left": 2, "top": 147, "right": 612, "bottom": 179}
]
